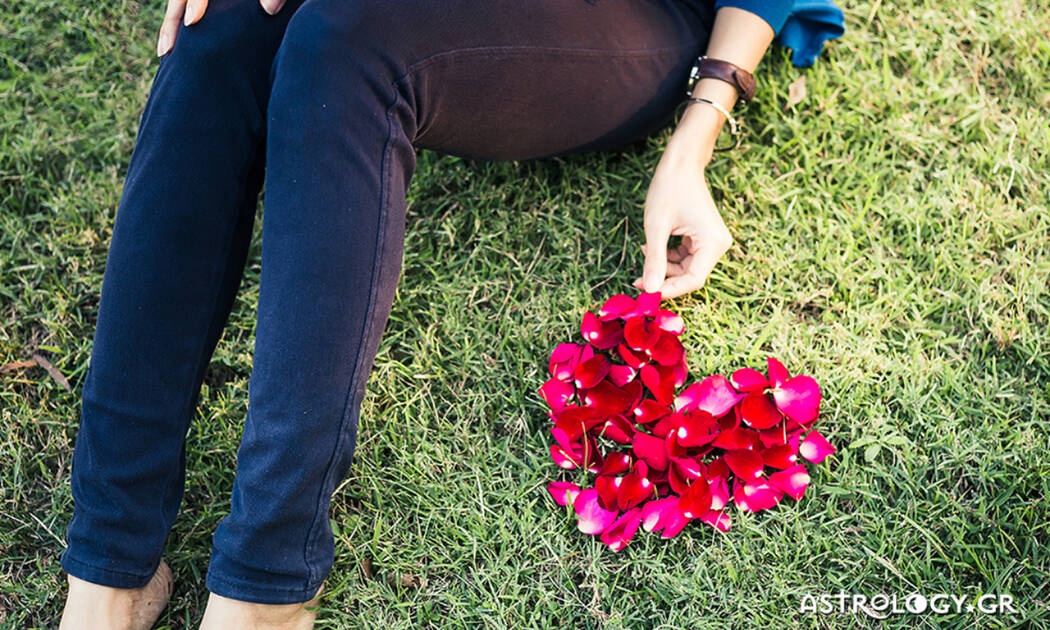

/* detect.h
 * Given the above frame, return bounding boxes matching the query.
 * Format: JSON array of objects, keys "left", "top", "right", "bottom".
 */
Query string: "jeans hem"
[
  {"left": 60, "top": 552, "right": 157, "bottom": 589},
  {"left": 205, "top": 570, "right": 325, "bottom": 605}
]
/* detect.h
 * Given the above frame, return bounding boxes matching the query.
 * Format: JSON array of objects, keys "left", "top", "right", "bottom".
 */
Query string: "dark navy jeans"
[{"left": 62, "top": 0, "right": 714, "bottom": 604}]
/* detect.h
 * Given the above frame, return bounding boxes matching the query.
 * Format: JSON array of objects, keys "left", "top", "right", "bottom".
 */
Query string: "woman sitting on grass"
[{"left": 57, "top": 0, "right": 840, "bottom": 627}]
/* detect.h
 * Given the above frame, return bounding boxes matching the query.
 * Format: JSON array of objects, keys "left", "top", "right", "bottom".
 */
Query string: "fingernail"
[
  {"left": 157, "top": 33, "right": 172, "bottom": 56},
  {"left": 261, "top": 0, "right": 283, "bottom": 14}
]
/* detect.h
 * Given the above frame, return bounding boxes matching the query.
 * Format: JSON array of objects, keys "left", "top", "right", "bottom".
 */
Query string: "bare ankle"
[
  {"left": 59, "top": 562, "right": 173, "bottom": 630},
  {"left": 198, "top": 588, "right": 322, "bottom": 630}
]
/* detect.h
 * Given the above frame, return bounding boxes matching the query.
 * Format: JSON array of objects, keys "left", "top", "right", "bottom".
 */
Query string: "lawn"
[{"left": 2, "top": 1, "right": 1048, "bottom": 628}]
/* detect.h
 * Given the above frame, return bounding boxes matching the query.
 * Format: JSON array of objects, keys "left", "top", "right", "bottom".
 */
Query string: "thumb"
[{"left": 641, "top": 239, "right": 668, "bottom": 294}]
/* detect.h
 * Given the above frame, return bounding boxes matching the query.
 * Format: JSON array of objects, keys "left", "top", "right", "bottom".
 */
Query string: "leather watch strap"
[{"left": 690, "top": 56, "right": 756, "bottom": 103}]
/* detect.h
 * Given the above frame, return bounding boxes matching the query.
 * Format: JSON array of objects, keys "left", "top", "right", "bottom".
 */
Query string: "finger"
[
  {"left": 659, "top": 273, "right": 707, "bottom": 300},
  {"left": 157, "top": 0, "right": 186, "bottom": 56},
  {"left": 668, "top": 234, "right": 732, "bottom": 297},
  {"left": 184, "top": 0, "right": 208, "bottom": 26},
  {"left": 260, "top": 0, "right": 287, "bottom": 14}
]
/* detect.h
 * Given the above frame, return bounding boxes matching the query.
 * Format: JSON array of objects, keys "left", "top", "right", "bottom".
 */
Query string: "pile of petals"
[{"left": 540, "top": 292, "right": 835, "bottom": 551}]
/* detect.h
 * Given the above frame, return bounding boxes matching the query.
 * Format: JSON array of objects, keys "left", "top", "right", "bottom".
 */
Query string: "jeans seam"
[
  {"left": 405, "top": 43, "right": 700, "bottom": 76},
  {"left": 299, "top": 82, "right": 400, "bottom": 588}
]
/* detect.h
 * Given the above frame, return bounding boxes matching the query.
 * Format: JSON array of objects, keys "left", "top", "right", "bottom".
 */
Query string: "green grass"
[{"left": 3, "top": 1, "right": 1049, "bottom": 628}]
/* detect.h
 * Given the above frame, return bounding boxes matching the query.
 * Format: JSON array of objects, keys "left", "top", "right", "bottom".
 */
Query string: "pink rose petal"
[
  {"left": 767, "top": 465, "right": 811, "bottom": 500},
  {"left": 597, "top": 294, "right": 636, "bottom": 321},
  {"left": 641, "top": 496, "right": 679, "bottom": 533},
  {"left": 634, "top": 292, "right": 662, "bottom": 317},
  {"left": 707, "top": 475, "right": 730, "bottom": 511},
  {"left": 549, "top": 343, "right": 583, "bottom": 380},
  {"left": 539, "top": 378, "right": 575, "bottom": 412},
  {"left": 772, "top": 375, "right": 822, "bottom": 425},
  {"left": 655, "top": 309, "right": 685, "bottom": 335},
  {"left": 799, "top": 431, "right": 836, "bottom": 463},
  {"left": 733, "top": 479, "right": 784, "bottom": 512},
  {"left": 547, "top": 481, "right": 581, "bottom": 507},
  {"left": 675, "top": 375, "right": 743, "bottom": 417},
  {"left": 699, "top": 509, "right": 732, "bottom": 532},
  {"left": 574, "top": 488, "right": 619, "bottom": 535}
]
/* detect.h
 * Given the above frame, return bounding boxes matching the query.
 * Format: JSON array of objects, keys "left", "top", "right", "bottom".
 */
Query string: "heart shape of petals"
[{"left": 543, "top": 292, "right": 833, "bottom": 551}]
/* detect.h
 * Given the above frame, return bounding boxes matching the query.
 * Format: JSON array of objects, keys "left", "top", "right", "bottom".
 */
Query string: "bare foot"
[
  {"left": 59, "top": 561, "right": 174, "bottom": 630},
  {"left": 198, "top": 587, "right": 323, "bottom": 630}
]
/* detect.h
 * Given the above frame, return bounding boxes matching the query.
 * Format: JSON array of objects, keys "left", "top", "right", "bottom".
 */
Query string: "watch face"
[{"left": 687, "top": 59, "right": 702, "bottom": 95}]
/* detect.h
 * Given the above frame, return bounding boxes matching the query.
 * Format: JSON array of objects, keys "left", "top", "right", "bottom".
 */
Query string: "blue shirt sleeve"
[
  {"left": 713, "top": 0, "right": 794, "bottom": 35},
  {"left": 712, "top": 0, "right": 846, "bottom": 67}
]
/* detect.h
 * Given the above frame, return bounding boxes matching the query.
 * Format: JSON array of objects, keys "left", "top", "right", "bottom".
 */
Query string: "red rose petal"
[
  {"left": 738, "top": 393, "right": 783, "bottom": 430},
  {"left": 724, "top": 449, "right": 764, "bottom": 481},
  {"left": 632, "top": 431, "right": 669, "bottom": 471},
  {"left": 582, "top": 380, "right": 637, "bottom": 414},
  {"left": 599, "top": 452, "right": 632, "bottom": 477},
  {"left": 674, "top": 410, "right": 720, "bottom": 448},
  {"left": 594, "top": 414, "right": 635, "bottom": 444},
  {"left": 608, "top": 364, "right": 638, "bottom": 387},
  {"left": 624, "top": 317, "right": 661, "bottom": 352},
  {"left": 616, "top": 343, "right": 650, "bottom": 369},
  {"left": 649, "top": 333, "right": 685, "bottom": 366},
  {"left": 600, "top": 507, "right": 644, "bottom": 551},
  {"left": 641, "top": 364, "right": 677, "bottom": 404},
  {"left": 574, "top": 355, "right": 610, "bottom": 390},
  {"left": 711, "top": 427, "right": 759, "bottom": 451},
  {"left": 618, "top": 463, "right": 656, "bottom": 511},
  {"left": 730, "top": 367, "right": 769, "bottom": 393},
  {"left": 761, "top": 443, "right": 799, "bottom": 470},
  {"left": 679, "top": 479, "right": 713, "bottom": 519},
  {"left": 633, "top": 399, "right": 671, "bottom": 425},
  {"left": 594, "top": 474, "right": 622, "bottom": 511}
]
